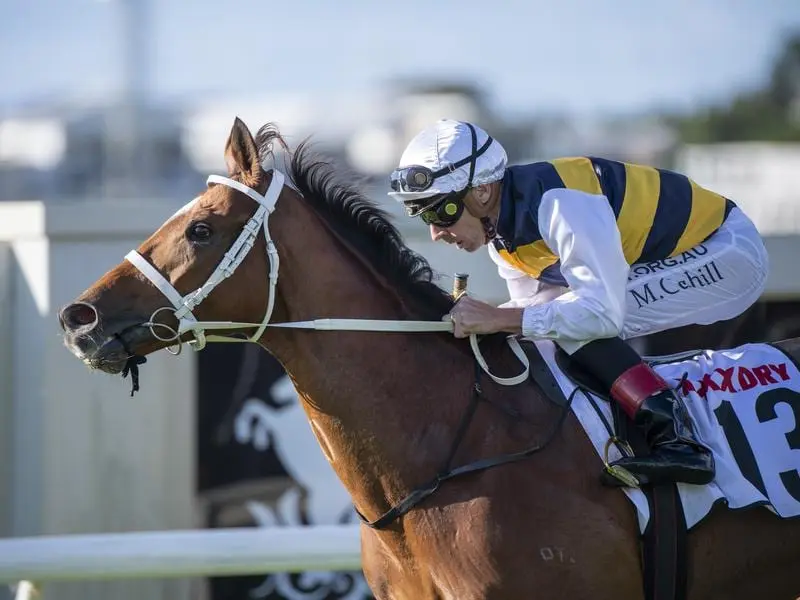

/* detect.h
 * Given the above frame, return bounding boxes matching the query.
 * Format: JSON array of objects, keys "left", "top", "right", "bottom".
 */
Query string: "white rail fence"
[{"left": 0, "top": 525, "right": 363, "bottom": 600}]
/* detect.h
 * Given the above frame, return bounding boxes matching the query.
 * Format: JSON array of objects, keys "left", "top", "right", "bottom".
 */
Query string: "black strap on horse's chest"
[
  {"left": 354, "top": 356, "right": 576, "bottom": 530},
  {"left": 354, "top": 341, "right": 687, "bottom": 600}
]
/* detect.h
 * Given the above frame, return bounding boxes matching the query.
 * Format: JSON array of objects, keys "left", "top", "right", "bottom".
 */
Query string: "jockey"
[{"left": 387, "top": 118, "right": 770, "bottom": 487}]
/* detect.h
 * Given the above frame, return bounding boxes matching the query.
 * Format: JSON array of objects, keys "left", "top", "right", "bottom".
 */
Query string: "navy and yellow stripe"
[{"left": 493, "top": 157, "right": 734, "bottom": 284}]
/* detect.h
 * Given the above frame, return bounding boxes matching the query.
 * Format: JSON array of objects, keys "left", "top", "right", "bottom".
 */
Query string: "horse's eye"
[{"left": 187, "top": 221, "right": 213, "bottom": 243}]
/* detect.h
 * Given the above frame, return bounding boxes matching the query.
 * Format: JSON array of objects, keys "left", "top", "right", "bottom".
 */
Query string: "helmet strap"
[{"left": 480, "top": 216, "right": 497, "bottom": 242}]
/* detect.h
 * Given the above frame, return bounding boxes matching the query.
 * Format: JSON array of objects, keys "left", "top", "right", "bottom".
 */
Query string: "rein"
[{"left": 122, "top": 170, "right": 531, "bottom": 392}]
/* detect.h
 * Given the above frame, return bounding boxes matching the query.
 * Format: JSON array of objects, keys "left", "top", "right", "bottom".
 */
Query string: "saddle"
[
  {"left": 553, "top": 344, "right": 704, "bottom": 405},
  {"left": 524, "top": 340, "right": 689, "bottom": 600}
]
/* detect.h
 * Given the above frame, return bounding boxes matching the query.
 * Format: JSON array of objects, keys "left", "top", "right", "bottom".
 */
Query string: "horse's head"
[{"left": 58, "top": 117, "right": 286, "bottom": 376}]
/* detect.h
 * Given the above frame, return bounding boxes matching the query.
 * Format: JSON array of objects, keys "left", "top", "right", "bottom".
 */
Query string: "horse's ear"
[{"left": 224, "top": 117, "right": 262, "bottom": 183}]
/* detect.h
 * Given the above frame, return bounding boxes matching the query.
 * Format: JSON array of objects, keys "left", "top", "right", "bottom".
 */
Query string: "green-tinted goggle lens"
[{"left": 420, "top": 199, "right": 464, "bottom": 227}]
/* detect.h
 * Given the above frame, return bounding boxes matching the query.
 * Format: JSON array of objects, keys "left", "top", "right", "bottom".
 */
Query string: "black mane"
[{"left": 255, "top": 123, "right": 455, "bottom": 320}]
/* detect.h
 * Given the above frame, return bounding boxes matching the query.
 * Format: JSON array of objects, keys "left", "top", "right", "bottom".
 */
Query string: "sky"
[{"left": 2, "top": 0, "right": 800, "bottom": 118}]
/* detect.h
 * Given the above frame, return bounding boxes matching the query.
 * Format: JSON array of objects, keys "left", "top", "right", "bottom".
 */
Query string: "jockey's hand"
[{"left": 444, "top": 296, "right": 523, "bottom": 339}]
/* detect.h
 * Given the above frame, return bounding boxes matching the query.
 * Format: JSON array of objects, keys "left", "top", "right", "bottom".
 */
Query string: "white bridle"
[{"left": 123, "top": 171, "right": 530, "bottom": 386}]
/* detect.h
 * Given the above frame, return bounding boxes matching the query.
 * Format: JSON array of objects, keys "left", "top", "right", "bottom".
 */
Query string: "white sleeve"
[
  {"left": 487, "top": 243, "right": 568, "bottom": 308},
  {"left": 520, "top": 188, "right": 630, "bottom": 343}
]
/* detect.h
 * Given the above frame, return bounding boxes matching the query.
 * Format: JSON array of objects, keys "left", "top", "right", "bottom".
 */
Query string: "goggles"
[
  {"left": 389, "top": 123, "right": 494, "bottom": 195},
  {"left": 416, "top": 195, "right": 466, "bottom": 228},
  {"left": 390, "top": 164, "right": 451, "bottom": 193}
]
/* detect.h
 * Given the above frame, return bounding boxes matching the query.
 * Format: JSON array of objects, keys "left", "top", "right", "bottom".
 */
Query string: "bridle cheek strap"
[{"left": 124, "top": 170, "right": 284, "bottom": 351}]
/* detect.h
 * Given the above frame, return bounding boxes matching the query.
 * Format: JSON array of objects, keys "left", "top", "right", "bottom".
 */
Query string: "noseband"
[{"left": 123, "top": 170, "right": 531, "bottom": 387}]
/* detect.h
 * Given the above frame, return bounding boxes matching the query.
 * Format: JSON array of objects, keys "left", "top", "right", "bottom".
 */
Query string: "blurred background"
[{"left": 3, "top": 1, "right": 800, "bottom": 599}]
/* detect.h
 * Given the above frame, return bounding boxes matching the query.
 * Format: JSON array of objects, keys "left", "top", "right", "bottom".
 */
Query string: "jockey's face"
[
  {"left": 429, "top": 183, "right": 501, "bottom": 252},
  {"left": 429, "top": 206, "right": 486, "bottom": 252}
]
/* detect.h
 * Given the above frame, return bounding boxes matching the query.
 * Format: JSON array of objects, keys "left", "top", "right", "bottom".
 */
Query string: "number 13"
[{"left": 713, "top": 388, "right": 800, "bottom": 502}]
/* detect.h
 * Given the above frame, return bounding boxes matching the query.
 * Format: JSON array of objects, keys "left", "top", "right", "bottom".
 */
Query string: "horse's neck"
[{"left": 258, "top": 203, "right": 476, "bottom": 521}]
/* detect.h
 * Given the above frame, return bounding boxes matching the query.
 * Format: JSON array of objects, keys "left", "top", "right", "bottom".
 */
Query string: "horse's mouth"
[
  {"left": 65, "top": 324, "right": 152, "bottom": 375},
  {"left": 84, "top": 336, "right": 133, "bottom": 375}
]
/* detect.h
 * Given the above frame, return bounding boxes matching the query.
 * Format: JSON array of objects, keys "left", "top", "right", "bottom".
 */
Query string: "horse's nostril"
[{"left": 60, "top": 302, "right": 99, "bottom": 331}]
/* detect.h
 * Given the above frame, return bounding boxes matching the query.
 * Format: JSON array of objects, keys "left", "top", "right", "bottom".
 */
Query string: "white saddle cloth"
[{"left": 533, "top": 339, "right": 800, "bottom": 533}]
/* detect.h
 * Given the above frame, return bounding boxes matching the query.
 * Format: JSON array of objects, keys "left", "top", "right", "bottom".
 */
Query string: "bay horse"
[{"left": 58, "top": 117, "right": 800, "bottom": 599}]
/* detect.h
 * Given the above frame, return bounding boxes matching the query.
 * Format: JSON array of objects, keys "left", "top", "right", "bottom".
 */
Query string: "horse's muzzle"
[
  {"left": 59, "top": 301, "right": 152, "bottom": 374},
  {"left": 85, "top": 336, "right": 132, "bottom": 375}
]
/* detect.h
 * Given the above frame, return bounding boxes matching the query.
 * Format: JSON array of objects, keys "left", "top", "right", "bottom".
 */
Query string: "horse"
[
  {"left": 233, "top": 377, "right": 360, "bottom": 526},
  {"left": 58, "top": 117, "right": 800, "bottom": 599}
]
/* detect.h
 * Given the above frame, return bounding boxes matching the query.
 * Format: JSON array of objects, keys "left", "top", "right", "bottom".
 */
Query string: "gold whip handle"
[{"left": 452, "top": 273, "right": 469, "bottom": 300}]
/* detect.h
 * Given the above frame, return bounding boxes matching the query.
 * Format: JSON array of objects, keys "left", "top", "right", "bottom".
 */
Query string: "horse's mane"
[{"left": 254, "top": 122, "right": 455, "bottom": 321}]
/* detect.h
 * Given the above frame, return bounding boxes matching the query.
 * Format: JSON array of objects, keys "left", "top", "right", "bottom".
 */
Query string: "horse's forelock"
[{"left": 255, "top": 122, "right": 294, "bottom": 170}]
